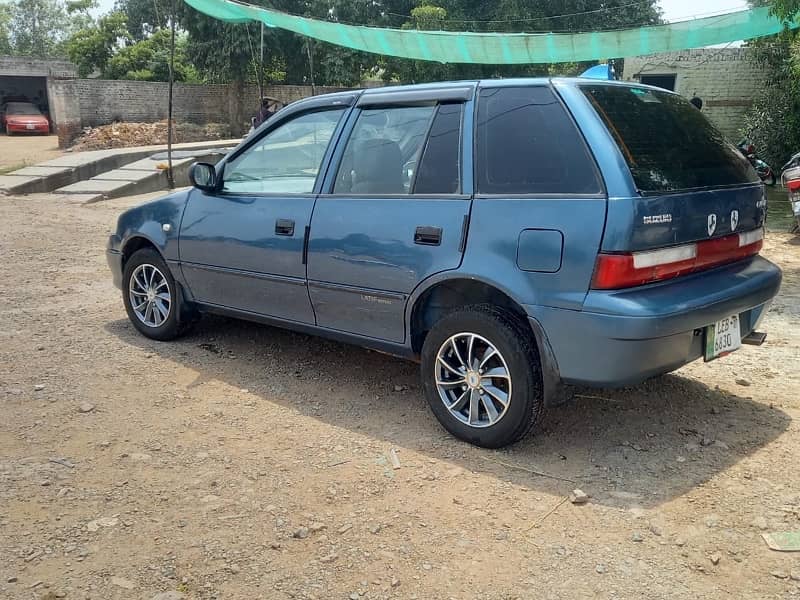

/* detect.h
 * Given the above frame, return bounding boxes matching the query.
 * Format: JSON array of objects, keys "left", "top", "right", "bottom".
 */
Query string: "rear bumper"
[
  {"left": 526, "top": 256, "right": 782, "bottom": 387},
  {"left": 6, "top": 122, "right": 49, "bottom": 133}
]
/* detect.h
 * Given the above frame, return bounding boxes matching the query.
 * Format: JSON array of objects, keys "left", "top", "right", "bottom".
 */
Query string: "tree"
[
  {"left": 10, "top": 0, "right": 69, "bottom": 57},
  {"left": 742, "top": 29, "right": 800, "bottom": 168},
  {"left": 66, "top": 11, "right": 129, "bottom": 76},
  {"left": 741, "top": 0, "right": 800, "bottom": 168},
  {"left": 117, "top": 0, "right": 172, "bottom": 40},
  {"left": 65, "top": 0, "right": 97, "bottom": 33},
  {"left": 105, "top": 29, "right": 199, "bottom": 81},
  {"left": 768, "top": 0, "right": 800, "bottom": 19},
  {"left": 0, "top": 3, "right": 13, "bottom": 55}
]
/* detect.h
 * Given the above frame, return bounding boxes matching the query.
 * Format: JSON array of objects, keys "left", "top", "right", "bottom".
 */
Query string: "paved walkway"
[{"left": 0, "top": 139, "right": 239, "bottom": 198}]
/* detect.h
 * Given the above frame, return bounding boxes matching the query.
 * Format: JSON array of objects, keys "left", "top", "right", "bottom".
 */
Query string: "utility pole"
[
  {"left": 259, "top": 21, "right": 265, "bottom": 102},
  {"left": 166, "top": 0, "right": 176, "bottom": 189},
  {"left": 306, "top": 39, "right": 316, "bottom": 95}
]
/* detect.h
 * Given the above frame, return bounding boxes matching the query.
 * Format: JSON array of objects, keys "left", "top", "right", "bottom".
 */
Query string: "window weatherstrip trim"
[
  {"left": 357, "top": 87, "right": 473, "bottom": 107},
  {"left": 473, "top": 193, "right": 606, "bottom": 200}
]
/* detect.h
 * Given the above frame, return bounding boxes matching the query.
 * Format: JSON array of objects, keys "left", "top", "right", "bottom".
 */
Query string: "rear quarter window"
[
  {"left": 414, "top": 103, "right": 462, "bottom": 195},
  {"left": 475, "top": 86, "right": 602, "bottom": 196},
  {"left": 581, "top": 84, "right": 759, "bottom": 193}
]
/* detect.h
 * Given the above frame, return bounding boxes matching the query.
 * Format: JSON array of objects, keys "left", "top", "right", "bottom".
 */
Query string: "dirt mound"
[{"left": 70, "top": 120, "right": 231, "bottom": 151}]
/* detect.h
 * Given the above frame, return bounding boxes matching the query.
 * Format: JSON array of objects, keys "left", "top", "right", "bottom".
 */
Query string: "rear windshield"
[
  {"left": 581, "top": 85, "right": 758, "bottom": 193},
  {"left": 6, "top": 103, "right": 41, "bottom": 115}
]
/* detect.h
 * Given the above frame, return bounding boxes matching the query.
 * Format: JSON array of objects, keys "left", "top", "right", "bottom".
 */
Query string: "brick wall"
[
  {"left": 72, "top": 80, "right": 231, "bottom": 127},
  {"left": 623, "top": 48, "right": 763, "bottom": 140},
  {"left": 49, "top": 79, "right": 352, "bottom": 147},
  {"left": 0, "top": 56, "right": 77, "bottom": 78}
]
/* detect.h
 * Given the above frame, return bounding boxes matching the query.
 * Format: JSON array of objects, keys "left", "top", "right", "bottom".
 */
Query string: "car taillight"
[{"left": 591, "top": 229, "right": 764, "bottom": 290}]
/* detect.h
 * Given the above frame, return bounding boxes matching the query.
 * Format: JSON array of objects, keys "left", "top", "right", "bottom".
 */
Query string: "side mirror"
[{"left": 189, "top": 162, "right": 217, "bottom": 192}]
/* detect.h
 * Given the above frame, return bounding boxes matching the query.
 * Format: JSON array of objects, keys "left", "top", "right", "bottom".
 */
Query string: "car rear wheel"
[
  {"left": 421, "top": 304, "right": 544, "bottom": 448},
  {"left": 122, "top": 248, "right": 194, "bottom": 341}
]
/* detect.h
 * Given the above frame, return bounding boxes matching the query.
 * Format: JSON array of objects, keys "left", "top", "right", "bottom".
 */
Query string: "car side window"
[
  {"left": 476, "top": 86, "right": 602, "bottom": 195},
  {"left": 222, "top": 107, "right": 346, "bottom": 195},
  {"left": 413, "top": 103, "right": 463, "bottom": 194},
  {"left": 333, "top": 105, "right": 435, "bottom": 195}
]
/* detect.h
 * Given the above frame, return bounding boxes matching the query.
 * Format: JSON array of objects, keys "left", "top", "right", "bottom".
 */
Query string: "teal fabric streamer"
[{"left": 184, "top": 0, "right": 799, "bottom": 65}]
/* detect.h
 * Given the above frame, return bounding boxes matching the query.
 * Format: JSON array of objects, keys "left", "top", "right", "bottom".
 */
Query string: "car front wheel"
[
  {"left": 122, "top": 248, "right": 193, "bottom": 341},
  {"left": 420, "top": 304, "right": 544, "bottom": 448}
]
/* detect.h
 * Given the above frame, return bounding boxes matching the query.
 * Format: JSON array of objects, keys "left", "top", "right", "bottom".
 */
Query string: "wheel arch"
[
  {"left": 407, "top": 275, "right": 528, "bottom": 355},
  {"left": 120, "top": 235, "right": 162, "bottom": 270},
  {"left": 407, "top": 274, "right": 563, "bottom": 405}
]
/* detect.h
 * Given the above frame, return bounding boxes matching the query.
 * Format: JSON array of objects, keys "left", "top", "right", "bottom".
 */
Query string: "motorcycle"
[
  {"left": 738, "top": 141, "right": 777, "bottom": 186},
  {"left": 781, "top": 152, "right": 800, "bottom": 233}
]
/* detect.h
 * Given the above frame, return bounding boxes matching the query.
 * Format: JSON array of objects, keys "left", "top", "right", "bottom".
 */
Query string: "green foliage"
[
  {"left": 64, "top": 0, "right": 96, "bottom": 34},
  {"left": 1, "top": 0, "right": 99, "bottom": 57},
  {"left": 0, "top": 3, "right": 13, "bottom": 55},
  {"left": 116, "top": 0, "right": 173, "bottom": 40},
  {"left": 742, "top": 29, "right": 800, "bottom": 168},
  {"left": 768, "top": 0, "right": 800, "bottom": 20},
  {"left": 106, "top": 29, "right": 199, "bottom": 81},
  {"left": 181, "top": 17, "right": 255, "bottom": 83},
  {"left": 66, "top": 10, "right": 128, "bottom": 76},
  {"left": 9, "top": 0, "right": 70, "bottom": 57}
]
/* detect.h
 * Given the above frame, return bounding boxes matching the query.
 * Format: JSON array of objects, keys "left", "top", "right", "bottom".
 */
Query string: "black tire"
[
  {"left": 122, "top": 248, "right": 194, "bottom": 341},
  {"left": 420, "top": 304, "right": 544, "bottom": 448}
]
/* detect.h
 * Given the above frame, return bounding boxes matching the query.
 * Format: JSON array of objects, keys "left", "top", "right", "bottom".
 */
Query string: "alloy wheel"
[
  {"left": 434, "top": 332, "right": 512, "bottom": 428},
  {"left": 128, "top": 263, "right": 171, "bottom": 328}
]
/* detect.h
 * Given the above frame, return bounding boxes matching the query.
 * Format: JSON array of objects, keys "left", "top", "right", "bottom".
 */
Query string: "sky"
[{"left": 91, "top": 0, "right": 753, "bottom": 22}]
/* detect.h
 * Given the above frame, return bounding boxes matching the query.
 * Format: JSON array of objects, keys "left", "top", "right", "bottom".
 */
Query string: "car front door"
[
  {"left": 306, "top": 88, "right": 473, "bottom": 342},
  {"left": 179, "top": 102, "right": 350, "bottom": 323}
]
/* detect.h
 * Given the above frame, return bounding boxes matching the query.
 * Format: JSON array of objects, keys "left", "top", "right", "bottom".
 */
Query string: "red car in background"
[{"left": 1, "top": 102, "right": 51, "bottom": 135}]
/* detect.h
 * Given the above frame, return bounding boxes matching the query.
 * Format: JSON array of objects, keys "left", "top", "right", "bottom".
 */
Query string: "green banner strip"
[{"left": 183, "top": 0, "right": 798, "bottom": 64}]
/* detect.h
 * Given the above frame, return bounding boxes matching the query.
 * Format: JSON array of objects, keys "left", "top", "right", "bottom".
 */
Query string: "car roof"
[
  {"left": 299, "top": 78, "right": 676, "bottom": 106},
  {"left": 5, "top": 101, "right": 40, "bottom": 110}
]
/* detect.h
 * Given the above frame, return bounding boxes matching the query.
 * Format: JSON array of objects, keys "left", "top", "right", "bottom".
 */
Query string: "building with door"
[
  {"left": 0, "top": 56, "right": 78, "bottom": 133},
  {"left": 622, "top": 48, "right": 765, "bottom": 140}
]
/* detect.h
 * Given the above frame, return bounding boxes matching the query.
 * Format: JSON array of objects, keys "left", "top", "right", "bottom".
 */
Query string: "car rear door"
[
  {"left": 179, "top": 100, "right": 351, "bottom": 323},
  {"left": 575, "top": 82, "right": 765, "bottom": 254},
  {"left": 306, "top": 87, "right": 473, "bottom": 343}
]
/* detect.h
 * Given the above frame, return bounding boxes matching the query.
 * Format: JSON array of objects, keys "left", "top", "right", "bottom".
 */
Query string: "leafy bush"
[{"left": 742, "top": 30, "right": 800, "bottom": 170}]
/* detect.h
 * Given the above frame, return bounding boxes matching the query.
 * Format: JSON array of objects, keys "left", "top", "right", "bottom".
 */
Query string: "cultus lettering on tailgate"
[{"left": 643, "top": 214, "right": 672, "bottom": 225}]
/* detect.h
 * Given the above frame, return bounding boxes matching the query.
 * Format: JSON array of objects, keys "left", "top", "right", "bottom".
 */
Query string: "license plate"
[
  {"left": 704, "top": 314, "right": 742, "bottom": 361},
  {"left": 26, "top": 123, "right": 35, "bottom": 130},
  {"left": 792, "top": 199, "right": 800, "bottom": 216}
]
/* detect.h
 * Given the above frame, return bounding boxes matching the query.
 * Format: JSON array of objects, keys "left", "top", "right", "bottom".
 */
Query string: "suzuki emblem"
[
  {"left": 707, "top": 213, "right": 717, "bottom": 236},
  {"left": 730, "top": 209, "right": 739, "bottom": 231}
]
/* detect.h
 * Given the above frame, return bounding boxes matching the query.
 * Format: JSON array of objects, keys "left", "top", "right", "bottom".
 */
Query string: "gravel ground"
[
  {"left": 1, "top": 192, "right": 799, "bottom": 600},
  {"left": 0, "top": 134, "right": 62, "bottom": 171}
]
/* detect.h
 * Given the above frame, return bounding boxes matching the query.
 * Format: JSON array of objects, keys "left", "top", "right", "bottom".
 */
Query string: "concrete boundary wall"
[
  {"left": 49, "top": 80, "right": 351, "bottom": 148},
  {"left": 0, "top": 56, "right": 77, "bottom": 78}
]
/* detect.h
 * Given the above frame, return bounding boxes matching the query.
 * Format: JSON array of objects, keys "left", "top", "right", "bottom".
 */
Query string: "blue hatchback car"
[{"left": 107, "top": 79, "right": 782, "bottom": 448}]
